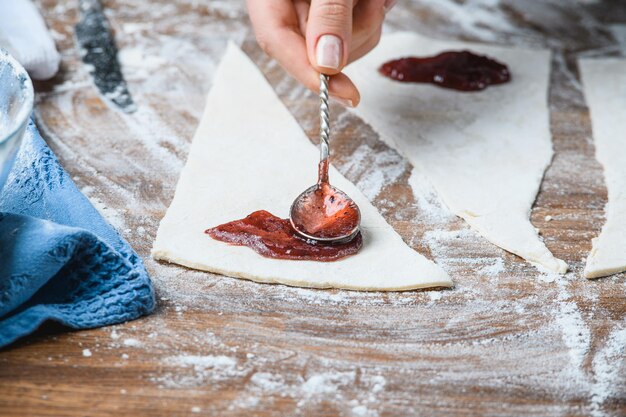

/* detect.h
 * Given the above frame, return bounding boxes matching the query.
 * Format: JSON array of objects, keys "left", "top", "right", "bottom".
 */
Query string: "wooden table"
[{"left": 1, "top": 1, "right": 625, "bottom": 416}]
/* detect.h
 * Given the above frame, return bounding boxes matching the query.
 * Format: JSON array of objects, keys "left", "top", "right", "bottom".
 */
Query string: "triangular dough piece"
[
  {"left": 345, "top": 32, "right": 567, "bottom": 274},
  {"left": 579, "top": 58, "right": 626, "bottom": 279},
  {"left": 152, "top": 42, "right": 452, "bottom": 291}
]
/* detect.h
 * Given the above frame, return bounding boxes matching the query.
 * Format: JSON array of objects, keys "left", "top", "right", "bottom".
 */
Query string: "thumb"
[{"left": 306, "top": 0, "right": 353, "bottom": 74}]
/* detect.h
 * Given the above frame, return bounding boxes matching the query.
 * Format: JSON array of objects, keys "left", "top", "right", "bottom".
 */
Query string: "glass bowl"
[{"left": 0, "top": 48, "right": 34, "bottom": 194}]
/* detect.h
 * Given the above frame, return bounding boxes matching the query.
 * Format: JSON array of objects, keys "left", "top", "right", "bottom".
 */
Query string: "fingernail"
[
  {"left": 316, "top": 34, "right": 343, "bottom": 69},
  {"left": 330, "top": 95, "right": 354, "bottom": 108},
  {"left": 384, "top": 0, "right": 398, "bottom": 13}
]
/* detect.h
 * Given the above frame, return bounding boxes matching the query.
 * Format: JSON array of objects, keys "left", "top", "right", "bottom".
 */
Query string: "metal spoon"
[{"left": 289, "top": 74, "right": 361, "bottom": 243}]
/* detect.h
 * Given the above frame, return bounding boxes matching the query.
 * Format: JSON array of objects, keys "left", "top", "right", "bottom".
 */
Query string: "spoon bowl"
[{"left": 290, "top": 182, "right": 361, "bottom": 243}]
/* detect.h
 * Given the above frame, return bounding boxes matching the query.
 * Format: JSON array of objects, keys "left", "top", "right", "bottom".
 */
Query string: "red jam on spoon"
[
  {"left": 379, "top": 50, "right": 511, "bottom": 91},
  {"left": 289, "top": 159, "right": 361, "bottom": 242}
]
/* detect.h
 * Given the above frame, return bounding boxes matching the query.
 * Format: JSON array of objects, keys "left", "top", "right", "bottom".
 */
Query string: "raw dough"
[
  {"left": 151, "top": 42, "right": 452, "bottom": 291},
  {"left": 345, "top": 32, "right": 567, "bottom": 274},
  {"left": 579, "top": 58, "right": 626, "bottom": 279}
]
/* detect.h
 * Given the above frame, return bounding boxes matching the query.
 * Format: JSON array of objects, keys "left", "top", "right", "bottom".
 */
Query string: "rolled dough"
[
  {"left": 579, "top": 58, "right": 626, "bottom": 279},
  {"left": 345, "top": 32, "right": 567, "bottom": 274},
  {"left": 151, "top": 42, "right": 452, "bottom": 291}
]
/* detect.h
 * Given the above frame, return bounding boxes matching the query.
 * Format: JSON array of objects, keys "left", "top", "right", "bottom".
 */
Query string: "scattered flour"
[
  {"left": 82, "top": 349, "right": 92, "bottom": 357},
  {"left": 552, "top": 274, "right": 594, "bottom": 396},
  {"left": 341, "top": 142, "right": 408, "bottom": 201},
  {"left": 478, "top": 258, "right": 505, "bottom": 277},
  {"left": 86, "top": 194, "right": 126, "bottom": 231},
  {"left": 153, "top": 355, "right": 243, "bottom": 388},
  {"left": 301, "top": 372, "right": 355, "bottom": 397},
  {"left": 123, "top": 338, "right": 142, "bottom": 347},
  {"left": 351, "top": 405, "right": 369, "bottom": 416},
  {"left": 169, "top": 355, "right": 236, "bottom": 369},
  {"left": 409, "top": 168, "right": 456, "bottom": 224},
  {"left": 423, "top": 0, "right": 515, "bottom": 41},
  {"left": 250, "top": 372, "right": 286, "bottom": 392},
  {"left": 428, "top": 291, "right": 443, "bottom": 302},
  {"left": 589, "top": 327, "right": 626, "bottom": 417}
]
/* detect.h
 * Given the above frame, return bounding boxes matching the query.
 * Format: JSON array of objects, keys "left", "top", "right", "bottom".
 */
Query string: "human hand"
[{"left": 247, "top": 0, "right": 396, "bottom": 107}]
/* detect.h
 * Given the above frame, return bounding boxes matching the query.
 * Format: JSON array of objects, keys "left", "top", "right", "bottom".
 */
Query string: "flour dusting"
[
  {"left": 589, "top": 327, "right": 626, "bottom": 417},
  {"left": 341, "top": 143, "right": 408, "bottom": 201},
  {"left": 154, "top": 354, "right": 243, "bottom": 388},
  {"left": 31, "top": 0, "right": 626, "bottom": 415}
]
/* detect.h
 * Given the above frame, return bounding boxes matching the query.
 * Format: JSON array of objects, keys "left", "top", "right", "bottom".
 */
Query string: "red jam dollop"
[
  {"left": 206, "top": 210, "right": 362, "bottom": 262},
  {"left": 379, "top": 50, "right": 511, "bottom": 91}
]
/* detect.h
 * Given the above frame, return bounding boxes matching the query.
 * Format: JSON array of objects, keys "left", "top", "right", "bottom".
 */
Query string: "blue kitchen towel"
[{"left": 0, "top": 120, "right": 155, "bottom": 348}]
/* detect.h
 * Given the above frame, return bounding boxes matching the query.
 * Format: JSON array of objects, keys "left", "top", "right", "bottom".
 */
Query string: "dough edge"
[{"left": 152, "top": 248, "right": 453, "bottom": 291}]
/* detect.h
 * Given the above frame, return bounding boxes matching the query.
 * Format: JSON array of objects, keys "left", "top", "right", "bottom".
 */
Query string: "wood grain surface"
[{"left": 1, "top": 1, "right": 625, "bottom": 416}]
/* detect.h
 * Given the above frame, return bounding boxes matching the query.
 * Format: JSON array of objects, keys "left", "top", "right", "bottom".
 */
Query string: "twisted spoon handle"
[
  {"left": 319, "top": 73, "right": 330, "bottom": 162},
  {"left": 318, "top": 73, "right": 330, "bottom": 184}
]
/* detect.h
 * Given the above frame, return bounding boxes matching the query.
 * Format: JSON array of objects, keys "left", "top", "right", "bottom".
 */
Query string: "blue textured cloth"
[{"left": 0, "top": 121, "right": 155, "bottom": 348}]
